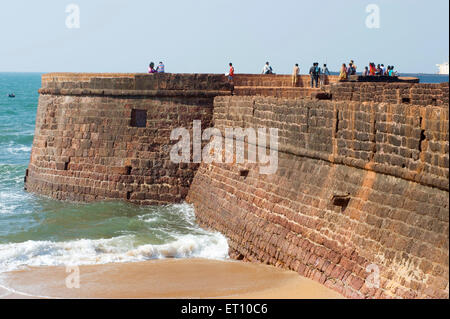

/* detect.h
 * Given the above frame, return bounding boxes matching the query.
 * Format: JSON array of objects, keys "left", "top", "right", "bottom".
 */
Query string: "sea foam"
[
  {"left": 0, "top": 232, "right": 229, "bottom": 273},
  {"left": 0, "top": 203, "right": 229, "bottom": 272}
]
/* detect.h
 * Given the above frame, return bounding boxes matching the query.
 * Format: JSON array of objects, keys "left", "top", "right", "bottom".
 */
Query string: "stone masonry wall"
[
  {"left": 330, "top": 82, "right": 449, "bottom": 106},
  {"left": 233, "top": 74, "right": 340, "bottom": 87},
  {"left": 26, "top": 73, "right": 449, "bottom": 299},
  {"left": 212, "top": 96, "right": 448, "bottom": 190},
  {"left": 25, "top": 73, "right": 232, "bottom": 204},
  {"left": 187, "top": 94, "right": 449, "bottom": 299},
  {"left": 232, "top": 74, "right": 340, "bottom": 99}
]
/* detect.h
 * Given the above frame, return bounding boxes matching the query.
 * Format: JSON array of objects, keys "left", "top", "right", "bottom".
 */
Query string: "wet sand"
[{"left": 0, "top": 259, "right": 343, "bottom": 299}]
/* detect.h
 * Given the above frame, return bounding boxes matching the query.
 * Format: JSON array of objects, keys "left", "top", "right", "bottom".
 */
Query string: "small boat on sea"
[{"left": 8, "top": 93, "right": 15, "bottom": 98}]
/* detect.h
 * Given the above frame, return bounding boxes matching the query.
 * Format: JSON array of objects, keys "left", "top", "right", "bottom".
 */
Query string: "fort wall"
[
  {"left": 232, "top": 74, "right": 340, "bottom": 87},
  {"left": 25, "top": 73, "right": 449, "bottom": 298},
  {"left": 186, "top": 91, "right": 449, "bottom": 299},
  {"left": 330, "top": 82, "right": 449, "bottom": 106},
  {"left": 25, "top": 73, "right": 232, "bottom": 204}
]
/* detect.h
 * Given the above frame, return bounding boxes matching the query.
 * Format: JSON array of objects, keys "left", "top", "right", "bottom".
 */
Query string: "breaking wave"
[
  {"left": 0, "top": 232, "right": 228, "bottom": 273},
  {"left": 0, "top": 203, "right": 229, "bottom": 272}
]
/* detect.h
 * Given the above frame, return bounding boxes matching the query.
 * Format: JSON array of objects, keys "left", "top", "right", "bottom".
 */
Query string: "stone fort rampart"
[
  {"left": 26, "top": 73, "right": 232, "bottom": 203},
  {"left": 26, "top": 73, "right": 449, "bottom": 299}
]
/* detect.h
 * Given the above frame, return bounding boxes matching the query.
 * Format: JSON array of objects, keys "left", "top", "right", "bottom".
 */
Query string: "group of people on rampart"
[
  {"left": 306, "top": 62, "right": 330, "bottom": 88},
  {"left": 228, "top": 61, "right": 332, "bottom": 88},
  {"left": 339, "top": 61, "right": 398, "bottom": 80},
  {"left": 363, "top": 63, "right": 397, "bottom": 77},
  {"left": 229, "top": 60, "right": 400, "bottom": 88},
  {"left": 146, "top": 60, "right": 399, "bottom": 89}
]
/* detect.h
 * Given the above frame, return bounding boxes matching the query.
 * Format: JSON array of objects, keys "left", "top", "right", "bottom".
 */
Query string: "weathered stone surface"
[
  {"left": 187, "top": 93, "right": 449, "bottom": 299},
  {"left": 232, "top": 74, "right": 339, "bottom": 87},
  {"left": 330, "top": 82, "right": 449, "bottom": 106},
  {"left": 211, "top": 96, "right": 448, "bottom": 190},
  {"left": 26, "top": 73, "right": 232, "bottom": 204}
]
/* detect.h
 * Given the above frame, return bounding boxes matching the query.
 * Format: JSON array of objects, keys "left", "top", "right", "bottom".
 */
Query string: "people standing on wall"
[
  {"left": 309, "top": 63, "right": 320, "bottom": 88},
  {"left": 347, "top": 63, "right": 356, "bottom": 76},
  {"left": 349, "top": 60, "right": 357, "bottom": 74},
  {"left": 157, "top": 62, "right": 165, "bottom": 73},
  {"left": 227, "top": 63, "right": 235, "bottom": 82},
  {"left": 375, "top": 64, "right": 383, "bottom": 76},
  {"left": 148, "top": 62, "right": 157, "bottom": 73},
  {"left": 292, "top": 63, "right": 300, "bottom": 87},
  {"left": 381, "top": 64, "right": 387, "bottom": 76},
  {"left": 363, "top": 66, "right": 369, "bottom": 76},
  {"left": 388, "top": 66, "right": 397, "bottom": 76},
  {"left": 339, "top": 63, "right": 348, "bottom": 81},
  {"left": 369, "top": 63, "right": 376, "bottom": 76},
  {"left": 262, "top": 62, "right": 273, "bottom": 74},
  {"left": 390, "top": 66, "right": 397, "bottom": 76},
  {"left": 320, "top": 63, "right": 330, "bottom": 87}
]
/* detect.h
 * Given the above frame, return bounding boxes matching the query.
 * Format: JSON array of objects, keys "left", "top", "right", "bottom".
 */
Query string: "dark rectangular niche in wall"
[
  {"left": 240, "top": 169, "right": 249, "bottom": 179},
  {"left": 331, "top": 193, "right": 351, "bottom": 211},
  {"left": 130, "top": 109, "right": 147, "bottom": 128}
]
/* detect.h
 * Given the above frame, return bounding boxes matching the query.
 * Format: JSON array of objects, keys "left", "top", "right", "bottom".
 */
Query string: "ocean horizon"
[{"left": 0, "top": 71, "right": 448, "bottom": 83}]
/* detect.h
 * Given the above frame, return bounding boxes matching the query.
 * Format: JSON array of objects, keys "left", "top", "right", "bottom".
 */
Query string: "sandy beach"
[{"left": 0, "top": 258, "right": 343, "bottom": 299}]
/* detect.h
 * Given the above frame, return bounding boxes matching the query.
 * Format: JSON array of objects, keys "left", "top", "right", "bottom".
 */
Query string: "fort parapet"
[
  {"left": 26, "top": 73, "right": 449, "bottom": 299},
  {"left": 26, "top": 73, "right": 232, "bottom": 203}
]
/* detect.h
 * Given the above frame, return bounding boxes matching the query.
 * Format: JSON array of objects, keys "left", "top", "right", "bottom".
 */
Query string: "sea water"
[
  {"left": 400, "top": 73, "right": 449, "bottom": 83},
  {"left": 0, "top": 73, "right": 228, "bottom": 273}
]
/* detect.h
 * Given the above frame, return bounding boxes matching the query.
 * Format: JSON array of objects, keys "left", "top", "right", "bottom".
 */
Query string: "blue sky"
[{"left": 0, "top": 0, "right": 448, "bottom": 74}]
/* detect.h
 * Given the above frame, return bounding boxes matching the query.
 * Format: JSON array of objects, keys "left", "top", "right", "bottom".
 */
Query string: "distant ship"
[
  {"left": 8, "top": 93, "right": 15, "bottom": 98},
  {"left": 436, "top": 62, "right": 449, "bottom": 75}
]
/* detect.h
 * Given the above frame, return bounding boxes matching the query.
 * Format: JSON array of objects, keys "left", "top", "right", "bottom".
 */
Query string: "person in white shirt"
[
  {"left": 320, "top": 64, "right": 330, "bottom": 87},
  {"left": 292, "top": 64, "right": 300, "bottom": 86},
  {"left": 262, "top": 62, "right": 273, "bottom": 74}
]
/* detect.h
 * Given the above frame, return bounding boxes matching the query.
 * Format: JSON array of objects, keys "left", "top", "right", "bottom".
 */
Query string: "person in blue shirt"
[
  {"left": 309, "top": 63, "right": 320, "bottom": 88},
  {"left": 388, "top": 66, "right": 397, "bottom": 76},
  {"left": 157, "top": 62, "right": 165, "bottom": 73}
]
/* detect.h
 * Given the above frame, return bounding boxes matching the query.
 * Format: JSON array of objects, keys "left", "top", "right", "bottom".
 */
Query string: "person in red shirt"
[
  {"left": 227, "top": 63, "right": 235, "bottom": 81},
  {"left": 369, "top": 63, "right": 376, "bottom": 76}
]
